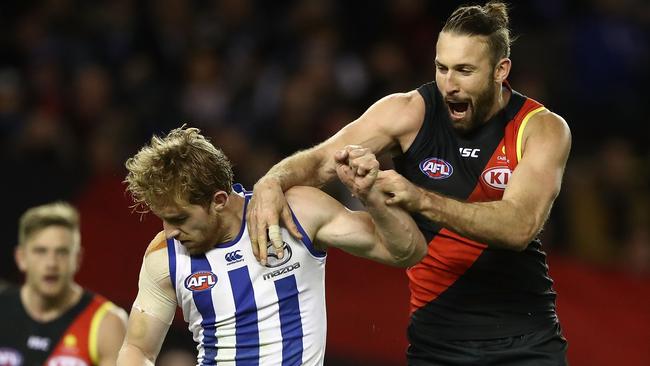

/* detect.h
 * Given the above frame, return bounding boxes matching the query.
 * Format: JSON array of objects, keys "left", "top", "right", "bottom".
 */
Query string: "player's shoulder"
[
  {"left": 528, "top": 109, "right": 571, "bottom": 141},
  {"left": 286, "top": 186, "right": 338, "bottom": 207},
  {"left": 380, "top": 89, "right": 423, "bottom": 104},
  {"left": 145, "top": 231, "right": 169, "bottom": 257},
  {"left": 95, "top": 302, "right": 127, "bottom": 346},
  {"left": 97, "top": 299, "right": 128, "bottom": 327},
  {"left": 285, "top": 186, "right": 342, "bottom": 233},
  {"left": 0, "top": 285, "right": 20, "bottom": 312},
  {"left": 103, "top": 305, "right": 127, "bottom": 327},
  {"left": 141, "top": 232, "right": 171, "bottom": 276},
  {"left": 376, "top": 90, "right": 425, "bottom": 115},
  {"left": 367, "top": 89, "right": 424, "bottom": 127}
]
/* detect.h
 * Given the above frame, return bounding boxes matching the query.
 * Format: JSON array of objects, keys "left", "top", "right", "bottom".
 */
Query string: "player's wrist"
[
  {"left": 414, "top": 187, "right": 432, "bottom": 213},
  {"left": 255, "top": 175, "right": 283, "bottom": 191}
]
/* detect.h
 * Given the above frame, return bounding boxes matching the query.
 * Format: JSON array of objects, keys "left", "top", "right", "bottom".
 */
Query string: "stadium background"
[{"left": 1, "top": 0, "right": 648, "bottom": 365}]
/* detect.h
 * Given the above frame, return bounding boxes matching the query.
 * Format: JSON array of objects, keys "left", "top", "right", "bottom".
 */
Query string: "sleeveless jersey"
[
  {"left": 167, "top": 184, "right": 327, "bottom": 366},
  {"left": 0, "top": 287, "right": 117, "bottom": 366},
  {"left": 393, "top": 82, "right": 558, "bottom": 341}
]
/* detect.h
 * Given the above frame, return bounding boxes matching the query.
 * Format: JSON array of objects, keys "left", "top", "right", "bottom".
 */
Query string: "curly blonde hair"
[{"left": 124, "top": 126, "right": 234, "bottom": 212}]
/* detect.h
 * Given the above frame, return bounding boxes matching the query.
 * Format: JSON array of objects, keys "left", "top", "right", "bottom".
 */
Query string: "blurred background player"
[
  {"left": 0, "top": 202, "right": 127, "bottom": 366},
  {"left": 117, "top": 126, "right": 425, "bottom": 365}
]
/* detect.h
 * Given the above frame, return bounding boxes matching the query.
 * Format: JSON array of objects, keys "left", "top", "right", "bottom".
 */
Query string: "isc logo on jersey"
[
  {"left": 419, "top": 157, "right": 453, "bottom": 179},
  {"left": 482, "top": 167, "right": 511, "bottom": 190},
  {"left": 184, "top": 271, "right": 218, "bottom": 291},
  {"left": 47, "top": 356, "right": 88, "bottom": 366}
]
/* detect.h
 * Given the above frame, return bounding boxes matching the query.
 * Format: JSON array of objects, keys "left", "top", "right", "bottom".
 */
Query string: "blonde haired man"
[
  {"left": 0, "top": 202, "right": 127, "bottom": 366},
  {"left": 117, "top": 126, "right": 426, "bottom": 365}
]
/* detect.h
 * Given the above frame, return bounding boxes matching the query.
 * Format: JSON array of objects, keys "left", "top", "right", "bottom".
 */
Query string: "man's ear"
[
  {"left": 211, "top": 191, "right": 229, "bottom": 213},
  {"left": 74, "top": 246, "right": 83, "bottom": 275},
  {"left": 494, "top": 58, "right": 511, "bottom": 84},
  {"left": 15, "top": 245, "right": 27, "bottom": 272}
]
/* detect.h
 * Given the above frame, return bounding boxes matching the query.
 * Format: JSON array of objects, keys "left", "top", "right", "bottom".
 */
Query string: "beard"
[
  {"left": 471, "top": 82, "right": 497, "bottom": 128},
  {"left": 445, "top": 79, "right": 498, "bottom": 134}
]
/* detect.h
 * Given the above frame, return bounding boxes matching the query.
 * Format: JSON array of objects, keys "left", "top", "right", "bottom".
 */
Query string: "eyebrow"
[
  {"left": 163, "top": 214, "right": 186, "bottom": 221},
  {"left": 436, "top": 60, "right": 476, "bottom": 69}
]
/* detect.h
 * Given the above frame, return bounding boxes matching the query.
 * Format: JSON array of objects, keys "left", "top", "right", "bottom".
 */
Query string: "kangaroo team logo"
[
  {"left": 185, "top": 271, "right": 218, "bottom": 291},
  {"left": 265, "top": 241, "right": 292, "bottom": 268},
  {"left": 419, "top": 157, "right": 453, "bottom": 179}
]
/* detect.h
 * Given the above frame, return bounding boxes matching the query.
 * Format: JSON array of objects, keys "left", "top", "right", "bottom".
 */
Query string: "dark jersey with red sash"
[
  {"left": 393, "top": 82, "right": 558, "bottom": 342},
  {"left": 0, "top": 287, "right": 114, "bottom": 366}
]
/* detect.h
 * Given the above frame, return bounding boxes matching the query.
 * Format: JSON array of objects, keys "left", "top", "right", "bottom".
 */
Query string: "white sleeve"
[{"left": 132, "top": 248, "right": 177, "bottom": 325}]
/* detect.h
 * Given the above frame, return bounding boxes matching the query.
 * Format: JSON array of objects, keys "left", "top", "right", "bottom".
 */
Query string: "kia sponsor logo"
[
  {"left": 184, "top": 271, "right": 217, "bottom": 291},
  {"left": 419, "top": 158, "right": 453, "bottom": 179},
  {"left": 482, "top": 167, "right": 511, "bottom": 190},
  {"left": 47, "top": 356, "right": 88, "bottom": 366}
]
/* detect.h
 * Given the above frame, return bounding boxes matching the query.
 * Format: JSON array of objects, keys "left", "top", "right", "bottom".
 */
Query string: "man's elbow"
[
  {"left": 502, "top": 220, "right": 541, "bottom": 252},
  {"left": 117, "top": 343, "right": 156, "bottom": 366},
  {"left": 390, "top": 237, "right": 427, "bottom": 267}
]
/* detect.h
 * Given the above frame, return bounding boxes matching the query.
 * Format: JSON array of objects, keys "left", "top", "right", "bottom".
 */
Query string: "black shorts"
[{"left": 407, "top": 323, "right": 568, "bottom": 366}]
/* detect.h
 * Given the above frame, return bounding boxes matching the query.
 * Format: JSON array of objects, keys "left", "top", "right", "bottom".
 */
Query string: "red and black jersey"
[
  {"left": 393, "top": 82, "right": 558, "bottom": 341},
  {"left": 0, "top": 286, "right": 116, "bottom": 366}
]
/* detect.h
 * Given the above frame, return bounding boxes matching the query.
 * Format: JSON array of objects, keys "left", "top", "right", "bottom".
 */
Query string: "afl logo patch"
[
  {"left": 482, "top": 167, "right": 512, "bottom": 190},
  {"left": 184, "top": 271, "right": 217, "bottom": 291},
  {"left": 419, "top": 157, "right": 453, "bottom": 179},
  {"left": 0, "top": 348, "right": 22, "bottom": 366}
]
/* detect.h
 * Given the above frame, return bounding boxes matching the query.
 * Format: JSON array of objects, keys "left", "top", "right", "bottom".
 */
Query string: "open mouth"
[
  {"left": 446, "top": 101, "right": 470, "bottom": 120},
  {"left": 43, "top": 275, "right": 59, "bottom": 284}
]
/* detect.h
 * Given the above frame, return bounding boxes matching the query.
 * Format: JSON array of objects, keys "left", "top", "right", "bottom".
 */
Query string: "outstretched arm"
[
  {"left": 377, "top": 111, "right": 571, "bottom": 251},
  {"left": 118, "top": 235, "right": 177, "bottom": 365},
  {"left": 286, "top": 148, "right": 427, "bottom": 267},
  {"left": 286, "top": 185, "right": 426, "bottom": 267},
  {"left": 248, "top": 91, "right": 425, "bottom": 264}
]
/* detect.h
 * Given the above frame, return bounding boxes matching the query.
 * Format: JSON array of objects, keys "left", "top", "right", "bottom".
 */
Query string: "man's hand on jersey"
[
  {"left": 247, "top": 177, "right": 302, "bottom": 266},
  {"left": 376, "top": 170, "right": 424, "bottom": 212},
  {"left": 335, "top": 145, "right": 380, "bottom": 201}
]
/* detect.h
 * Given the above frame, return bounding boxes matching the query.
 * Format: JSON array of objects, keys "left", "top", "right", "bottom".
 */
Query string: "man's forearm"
[
  {"left": 258, "top": 147, "right": 336, "bottom": 191},
  {"left": 419, "top": 190, "right": 540, "bottom": 251},
  {"left": 364, "top": 193, "right": 426, "bottom": 266}
]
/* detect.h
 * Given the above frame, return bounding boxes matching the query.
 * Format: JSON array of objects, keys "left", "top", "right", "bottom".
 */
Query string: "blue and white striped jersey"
[{"left": 167, "top": 185, "right": 327, "bottom": 366}]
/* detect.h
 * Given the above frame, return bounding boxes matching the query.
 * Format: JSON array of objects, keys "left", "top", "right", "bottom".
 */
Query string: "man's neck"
[
  {"left": 20, "top": 283, "right": 82, "bottom": 323},
  {"left": 486, "top": 84, "right": 511, "bottom": 122},
  {"left": 216, "top": 192, "right": 246, "bottom": 244}
]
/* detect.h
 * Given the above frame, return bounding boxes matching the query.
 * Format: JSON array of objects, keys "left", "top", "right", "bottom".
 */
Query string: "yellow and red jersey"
[{"left": 0, "top": 287, "right": 116, "bottom": 366}]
